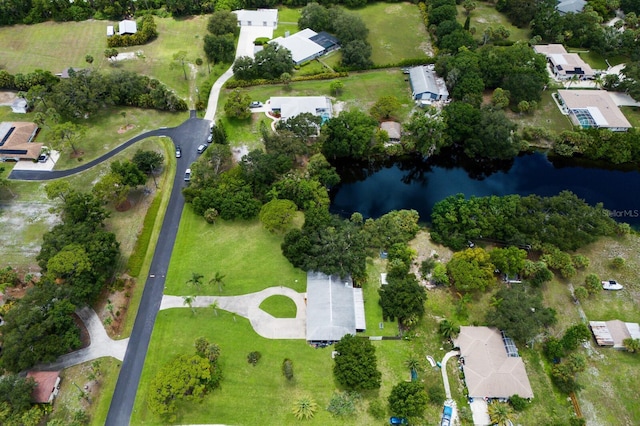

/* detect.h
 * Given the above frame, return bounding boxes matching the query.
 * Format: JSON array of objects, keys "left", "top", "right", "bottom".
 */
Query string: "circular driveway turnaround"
[{"left": 160, "top": 286, "right": 307, "bottom": 339}]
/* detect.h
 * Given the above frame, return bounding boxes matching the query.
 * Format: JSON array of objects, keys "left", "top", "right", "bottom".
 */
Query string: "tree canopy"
[
  {"left": 388, "top": 381, "right": 429, "bottom": 419},
  {"left": 333, "top": 334, "right": 382, "bottom": 391}
]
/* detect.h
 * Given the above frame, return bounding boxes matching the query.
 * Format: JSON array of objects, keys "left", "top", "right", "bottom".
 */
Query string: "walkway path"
[
  {"left": 160, "top": 286, "right": 306, "bottom": 339},
  {"left": 35, "top": 307, "right": 128, "bottom": 371},
  {"left": 441, "top": 350, "right": 459, "bottom": 399}
]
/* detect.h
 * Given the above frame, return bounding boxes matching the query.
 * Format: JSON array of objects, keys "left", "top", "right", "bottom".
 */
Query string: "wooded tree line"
[
  {"left": 0, "top": 190, "right": 120, "bottom": 373},
  {"left": 430, "top": 191, "right": 620, "bottom": 251},
  {"left": 1, "top": 68, "right": 187, "bottom": 116}
]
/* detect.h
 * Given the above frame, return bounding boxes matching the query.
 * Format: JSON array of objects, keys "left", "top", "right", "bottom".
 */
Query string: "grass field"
[
  {"left": 509, "top": 90, "right": 574, "bottom": 137},
  {"left": 354, "top": 2, "right": 431, "bottom": 64},
  {"left": 567, "top": 48, "right": 627, "bottom": 70},
  {"left": 259, "top": 295, "right": 298, "bottom": 318},
  {"left": 163, "top": 209, "right": 307, "bottom": 296},
  {"left": 456, "top": 4, "right": 530, "bottom": 44},
  {"left": 0, "top": 17, "right": 211, "bottom": 101}
]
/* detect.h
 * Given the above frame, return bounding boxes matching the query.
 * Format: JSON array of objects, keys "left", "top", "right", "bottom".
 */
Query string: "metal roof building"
[
  {"left": 453, "top": 326, "right": 534, "bottom": 399},
  {"left": 408, "top": 65, "right": 449, "bottom": 102},
  {"left": 306, "top": 272, "right": 365, "bottom": 343},
  {"left": 557, "top": 0, "right": 586, "bottom": 14},
  {"left": 233, "top": 9, "right": 278, "bottom": 28},
  {"left": 118, "top": 19, "right": 137, "bottom": 35}
]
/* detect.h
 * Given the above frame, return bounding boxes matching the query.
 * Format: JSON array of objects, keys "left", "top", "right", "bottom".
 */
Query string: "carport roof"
[{"left": 306, "top": 271, "right": 356, "bottom": 342}]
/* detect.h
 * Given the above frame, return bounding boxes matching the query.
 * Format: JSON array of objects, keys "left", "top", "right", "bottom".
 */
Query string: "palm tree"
[
  {"left": 210, "top": 300, "right": 219, "bottom": 317},
  {"left": 186, "top": 272, "right": 204, "bottom": 290},
  {"left": 488, "top": 402, "right": 514, "bottom": 426},
  {"left": 439, "top": 319, "right": 460, "bottom": 340},
  {"left": 209, "top": 272, "right": 226, "bottom": 294},
  {"left": 404, "top": 356, "right": 421, "bottom": 381},
  {"left": 292, "top": 396, "right": 318, "bottom": 420},
  {"left": 183, "top": 295, "right": 196, "bottom": 314}
]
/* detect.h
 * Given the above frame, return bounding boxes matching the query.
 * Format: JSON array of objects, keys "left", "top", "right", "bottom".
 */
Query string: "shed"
[
  {"left": 118, "top": 19, "right": 137, "bottom": 35},
  {"left": 107, "top": 25, "right": 114, "bottom": 37},
  {"left": 380, "top": 121, "right": 402, "bottom": 141},
  {"left": 26, "top": 371, "right": 61, "bottom": 404},
  {"left": 589, "top": 320, "right": 640, "bottom": 349},
  {"left": 11, "top": 98, "right": 28, "bottom": 114},
  {"left": 306, "top": 271, "right": 365, "bottom": 343}
]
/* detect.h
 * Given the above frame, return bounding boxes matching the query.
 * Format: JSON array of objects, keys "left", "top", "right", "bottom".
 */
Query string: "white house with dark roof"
[
  {"left": 118, "top": 19, "right": 137, "bottom": 35},
  {"left": 233, "top": 9, "right": 278, "bottom": 28},
  {"left": 269, "top": 96, "right": 333, "bottom": 121},
  {"left": 408, "top": 65, "right": 449, "bottom": 103},
  {"left": 306, "top": 272, "right": 365, "bottom": 343},
  {"left": 453, "top": 326, "right": 534, "bottom": 399},
  {"left": 533, "top": 44, "right": 595, "bottom": 80},
  {"left": 557, "top": 89, "right": 632, "bottom": 131}
]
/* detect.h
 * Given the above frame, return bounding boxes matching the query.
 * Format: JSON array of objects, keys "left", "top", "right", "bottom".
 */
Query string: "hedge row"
[
  {"left": 126, "top": 190, "right": 162, "bottom": 277},
  {"left": 225, "top": 72, "right": 349, "bottom": 89}
]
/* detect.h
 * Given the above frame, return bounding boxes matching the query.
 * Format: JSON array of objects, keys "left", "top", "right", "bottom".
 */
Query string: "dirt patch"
[
  {"left": 70, "top": 150, "right": 85, "bottom": 159},
  {"left": 232, "top": 145, "right": 250, "bottom": 163},
  {"left": 115, "top": 199, "right": 132, "bottom": 212},
  {"left": 0, "top": 90, "right": 18, "bottom": 106},
  {"left": 95, "top": 275, "right": 136, "bottom": 339},
  {"left": 117, "top": 124, "right": 135, "bottom": 134},
  {"left": 409, "top": 230, "right": 453, "bottom": 286}
]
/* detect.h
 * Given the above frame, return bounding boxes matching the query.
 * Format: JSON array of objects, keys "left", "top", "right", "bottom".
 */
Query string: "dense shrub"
[{"left": 107, "top": 15, "right": 158, "bottom": 48}]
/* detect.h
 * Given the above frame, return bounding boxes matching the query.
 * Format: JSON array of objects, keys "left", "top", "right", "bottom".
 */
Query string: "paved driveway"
[
  {"left": 203, "top": 25, "right": 274, "bottom": 121},
  {"left": 160, "top": 286, "right": 306, "bottom": 339}
]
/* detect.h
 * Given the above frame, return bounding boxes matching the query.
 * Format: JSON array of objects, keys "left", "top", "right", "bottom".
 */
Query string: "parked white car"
[{"left": 602, "top": 280, "right": 623, "bottom": 290}]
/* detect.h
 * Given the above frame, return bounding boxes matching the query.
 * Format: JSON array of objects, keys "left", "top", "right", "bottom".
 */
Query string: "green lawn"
[
  {"left": 363, "top": 259, "right": 401, "bottom": 337},
  {"left": 621, "top": 106, "right": 640, "bottom": 128},
  {"left": 510, "top": 90, "right": 573, "bottom": 138},
  {"left": 163, "top": 209, "right": 307, "bottom": 296},
  {"left": 456, "top": 4, "right": 530, "bottom": 44},
  {"left": 567, "top": 48, "right": 627, "bottom": 70},
  {"left": 132, "top": 308, "right": 382, "bottom": 425},
  {"left": 259, "top": 295, "right": 298, "bottom": 318},
  {"left": 0, "top": 17, "right": 211, "bottom": 101},
  {"left": 354, "top": 2, "right": 431, "bottom": 64}
]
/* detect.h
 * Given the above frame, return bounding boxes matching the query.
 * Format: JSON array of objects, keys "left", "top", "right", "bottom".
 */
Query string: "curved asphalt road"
[{"left": 9, "top": 111, "right": 211, "bottom": 424}]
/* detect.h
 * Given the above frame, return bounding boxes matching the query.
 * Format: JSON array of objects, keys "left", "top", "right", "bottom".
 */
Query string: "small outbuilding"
[
  {"left": 107, "top": 25, "right": 114, "bottom": 37},
  {"left": 380, "top": 121, "right": 402, "bottom": 142},
  {"left": 589, "top": 320, "right": 640, "bottom": 349},
  {"left": 118, "top": 19, "right": 137, "bottom": 35},
  {"left": 11, "top": 98, "right": 28, "bottom": 114},
  {"left": 26, "top": 371, "right": 61, "bottom": 404}
]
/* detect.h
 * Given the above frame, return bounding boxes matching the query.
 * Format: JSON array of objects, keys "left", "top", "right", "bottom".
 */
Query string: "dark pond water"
[{"left": 329, "top": 151, "right": 640, "bottom": 226}]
